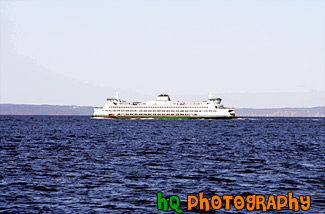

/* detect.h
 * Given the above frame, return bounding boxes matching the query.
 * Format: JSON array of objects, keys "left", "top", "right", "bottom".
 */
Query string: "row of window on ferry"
[
  {"left": 115, "top": 113, "right": 198, "bottom": 116},
  {"left": 107, "top": 106, "right": 209, "bottom": 108},
  {"left": 103, "top": 109, "right": 217, "bottom": 112}
]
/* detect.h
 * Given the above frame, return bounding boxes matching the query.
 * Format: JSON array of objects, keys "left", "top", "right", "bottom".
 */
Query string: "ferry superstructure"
[{"left": 92, "top": 93, "right": 237, "bottom": 119}]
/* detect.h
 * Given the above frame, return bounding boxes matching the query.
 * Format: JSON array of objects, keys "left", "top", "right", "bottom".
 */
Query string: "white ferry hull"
[
  {"left": 92, "top": 94, "right": 238, "bottom": 120},
  {"left": 91, "top": 114, "right": 238, "bottom": 119}
]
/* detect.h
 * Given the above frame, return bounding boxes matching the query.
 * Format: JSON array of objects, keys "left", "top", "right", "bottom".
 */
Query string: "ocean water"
[{"left": 0, "top": 116, "right": 324, "bottom": 213}]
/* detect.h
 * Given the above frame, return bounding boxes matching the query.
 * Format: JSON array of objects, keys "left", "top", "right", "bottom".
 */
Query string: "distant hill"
[
  {"left": 0, "top": 104, "right": 93, "bottom": 115},
  {"left": 0, "top": 104, "right": 324, "bottom": 117},
  {"left": 237, "top": 106, "right": 325, "bottom": 117}
]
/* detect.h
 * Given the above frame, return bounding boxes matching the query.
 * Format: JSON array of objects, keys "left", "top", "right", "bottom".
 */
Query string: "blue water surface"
[{"left": 0, "top": 116, "right": 324, "bottom": 213}]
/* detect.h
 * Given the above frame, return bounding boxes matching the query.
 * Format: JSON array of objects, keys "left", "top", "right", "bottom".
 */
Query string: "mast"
[{"left": 115, "top": 92, "right": 120, "bottom": 103}]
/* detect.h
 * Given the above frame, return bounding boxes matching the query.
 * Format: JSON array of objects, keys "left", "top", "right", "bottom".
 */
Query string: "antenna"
[
  {"left": 209, "top": 92, "right": 212, "bottom": 100},
  {"left": 115, "top": 92, "right": 120, "bottom": 102}
]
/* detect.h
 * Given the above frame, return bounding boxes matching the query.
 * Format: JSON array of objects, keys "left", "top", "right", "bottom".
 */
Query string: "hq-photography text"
[{"left": 157, "top": 192, "right": 311, "bottom": 213}]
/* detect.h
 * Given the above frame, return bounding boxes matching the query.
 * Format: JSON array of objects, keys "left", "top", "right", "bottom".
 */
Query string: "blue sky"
[{"left": 0, "top": 0, "right": 324, "bottom": 107}]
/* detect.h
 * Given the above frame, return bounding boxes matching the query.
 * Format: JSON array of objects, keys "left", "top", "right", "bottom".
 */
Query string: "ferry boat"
[{"left": 92, "top": 93, "right": 238, "bottom": 119}]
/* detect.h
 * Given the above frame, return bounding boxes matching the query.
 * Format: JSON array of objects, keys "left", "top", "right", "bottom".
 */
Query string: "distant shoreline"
[
  {"left": 0, "top": 104, "right": 324, "bottom": 117},
  {"left": 0, "top": 114, "right": 325, "bottom": 120}
]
